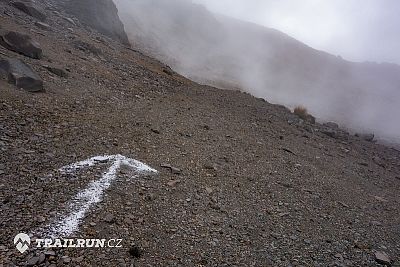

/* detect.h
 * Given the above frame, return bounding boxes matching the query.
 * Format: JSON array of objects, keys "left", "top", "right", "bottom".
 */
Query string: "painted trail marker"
[{"left": 35, "top": 154, "right": 157, "bottom": 237}]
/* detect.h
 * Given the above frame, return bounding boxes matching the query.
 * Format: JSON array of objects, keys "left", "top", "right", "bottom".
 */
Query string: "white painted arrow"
[{"left": 36, "top": 154, "right": 157, "bottom": 238}]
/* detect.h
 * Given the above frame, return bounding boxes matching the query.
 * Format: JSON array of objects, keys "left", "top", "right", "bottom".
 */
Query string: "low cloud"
[
  {"left": 115, "top": 0, "right": 400, "bottom": 143},
  {"left": 193, "top": 0, "right": 400, "bottom": 64}
]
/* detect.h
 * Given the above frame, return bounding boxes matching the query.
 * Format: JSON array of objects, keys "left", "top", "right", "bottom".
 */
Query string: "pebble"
[
  {"left": 27, "top": 256, "right": 39, "bottom": 266},
  {"left": 44, "top": 250, "right": 56, "bottom": 256},
  {"left": 160, "top": 163, "right": 182, "bottom": 174},
  {"left": 37, "top": 216, "right": 46, "bottom": 223},
  {"left": 75, "top": 256, "right": 84, "bottom": 263},
  {"left": 167, "top": 180, "right": 180, "bottom": 187},
  {"left": 62, "top": 256, "right": 71, "bottom": 263},
  {"left": 124, "top": 217, "right": 133, "bottom": 224},
  {"left": 151, "top": 128, "right": 160, "bottom": 134},
  {"left": 103, "top": 213, "right": 115, "bottom": 223},
  {"left": 171, "top": 167, "right": 182, "bottom": 175},
  {"left": 38, "top": 253, "right": 46, "bottom": 264},
  {"left": 145, "top": 193, "right": 155, "bottom": 201}
]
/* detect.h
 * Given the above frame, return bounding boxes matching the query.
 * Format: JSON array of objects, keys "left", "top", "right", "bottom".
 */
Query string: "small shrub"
[
  {"left": 293, "top": 106, "right": 308, "bottom": 119},
  {"left": 293, "top": 106, "right": 315, "bottom": 124}
]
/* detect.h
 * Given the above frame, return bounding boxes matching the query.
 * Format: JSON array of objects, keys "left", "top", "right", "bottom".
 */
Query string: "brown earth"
[{"left": 0, "top": 1, "right": 399, "bottom": 266}]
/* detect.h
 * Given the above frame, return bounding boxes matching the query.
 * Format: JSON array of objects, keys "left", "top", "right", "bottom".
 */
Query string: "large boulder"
[
  {"left": 0, "top": 31, "right": 42, "bottom": 59},
  {"left": 63, "top": 0, "right": 129, "bottom": 45},
  {"left": 0, "top": 58, "right": 43, "bottom": 92},
  {"left": 12, "top": 1, "right": 46, "bottom": 21}
]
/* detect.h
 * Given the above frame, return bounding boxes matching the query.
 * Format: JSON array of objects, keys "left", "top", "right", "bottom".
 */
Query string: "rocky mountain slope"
[
  {"left": 0, "top": 0, "right": 399, "bottom": 266},
  {"left": 62, "top": 0, "right": 129, "bottom": 45},
  {"left": 115, "top": 0, "right": 400, "bottom": 143}
]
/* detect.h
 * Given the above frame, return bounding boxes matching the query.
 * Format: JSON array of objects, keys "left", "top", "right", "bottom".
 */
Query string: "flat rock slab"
[
  {"left": 42, "top": 65, "right": 68, "bottom": 78},
  {"left": 12, "top": 1, "right": 46, "bottom": 21},
  {"left": 0, "top": 31, "right": 42, "bottom": 59},
  {"left": 0, "top": 58, "right": 43, "bottom": 92},
  {"left": 375, "top": 251, "right": 391, "bottom": 266},
  {"left": 35, "top": 22, "right": 51, "bottom": 31}
]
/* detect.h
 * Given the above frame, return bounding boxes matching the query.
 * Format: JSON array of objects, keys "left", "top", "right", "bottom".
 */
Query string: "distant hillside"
[{"left": 115, "top": 0, "right": 400, "bottom": 142}]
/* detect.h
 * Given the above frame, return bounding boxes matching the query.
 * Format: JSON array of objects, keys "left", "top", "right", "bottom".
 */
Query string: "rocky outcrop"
[
  {"left": 0, "top": 58, "right": 43, "bottom": 92},
  {"left": 63, "top": 0, "right": 129, "bottom": 45},
  {"left": 0, "top": 31, "right": 42, "bottom": 59},
  {"left": 12, "top": 1, "right": 46, "bottom": 21}
]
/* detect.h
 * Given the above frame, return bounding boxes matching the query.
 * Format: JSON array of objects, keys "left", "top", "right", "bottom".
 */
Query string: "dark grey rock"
[
  {"left": 322, "top": 128, "right": 338, "bottom": 139},
  {"left": 171, "top": 167, "right": 182, "bottom": 175},
  {"left": 305, "top": 114, "right": 316, "bottom": 124},
  {"left": 304, "top": 125, "right": 314, "bottom": 134},
  {"left": 151, "top": 128, "right": 160, "bottom": 134},
  {"left": 163, "top": 67, "right": 174, "bottom": 76},
  {"left": 355, "top": 133, "right": 375, "bottom": 142},
  {"left": 43, "top": 65, "right": 68, "bottom": 78},
  {"left": 129, "top": 245, "right": 142, "bottom": 258},
  {"left": 103, "top": 213, "right": 115, "bottom": 223},
  {"left": 12, "top": 1, "right": 46, "bottom": 21},
  {"left": 44, "top": 250, "right": 56, "bottom": 256},
  {"left": 38, "top": 253, "right": 46, "bottom": 264},
  {"left": 35, "top": 21, "right": 51, "bottom": 31},
  {"left": 62, "top": 256, "right": 71, "bottom": 263},
  {"left": 372, "top": 156, "right": 385, "bottom": 168},
  {"left": 27, "top": 256, "right": 40, "bottom": 266},
  {"left": 62, "top": 16, "right": 76, "bottom": 26},
  {"left": 72, "top": 40, "right": 101, "bottom": 56},
  {"left": 63, "top": 0, "right": 129, "bottom": 45},
  {"left": 0, "top": 31, "right": 42, "bottom": 59},
  {"left": 160, "top": 163, "right": 182, "bottom": 174},
  {"left": 0, "top": 58, "right": 43, "bottom": 92},
  {"left": 324, "top": 122, "right": 339, "bottom": 129}
]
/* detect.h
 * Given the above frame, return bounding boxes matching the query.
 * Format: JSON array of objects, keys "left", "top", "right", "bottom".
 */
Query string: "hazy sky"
[{"left": 192, "top": 0, "right": 399, "bottom": 64}]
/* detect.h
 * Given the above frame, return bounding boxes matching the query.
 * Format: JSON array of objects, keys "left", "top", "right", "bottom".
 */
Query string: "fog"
[
  {"left": 114, "top": 0, "right": 400, "bottom": 143},
  {"left": 193, "top": 0, "right": 400, "bottom": 65}
]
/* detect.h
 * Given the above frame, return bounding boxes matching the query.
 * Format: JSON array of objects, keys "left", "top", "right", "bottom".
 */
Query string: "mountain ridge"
[{"left": 115, "top": 0, "right": 400, "bottom": 143}]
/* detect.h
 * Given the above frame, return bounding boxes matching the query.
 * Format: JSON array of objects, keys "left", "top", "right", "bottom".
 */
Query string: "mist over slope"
[{"left": 115, "top": 0, "right": 400, "bottom": 142}]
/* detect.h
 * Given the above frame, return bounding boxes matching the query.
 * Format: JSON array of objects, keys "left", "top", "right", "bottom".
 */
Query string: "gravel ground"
[{"left": 0, "top": 1, "right": 399, "bottom": 266}]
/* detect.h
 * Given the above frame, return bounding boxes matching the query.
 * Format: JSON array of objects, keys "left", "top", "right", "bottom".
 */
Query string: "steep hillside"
[
  {"left": 0, "top": 0, "right": 399, "bottom": 266},
  {"left": 63, "top": 0, "right": 129, "bottom": 45},
  {"left": 115, "top": 0, "right": 400, "bottom": 143}
]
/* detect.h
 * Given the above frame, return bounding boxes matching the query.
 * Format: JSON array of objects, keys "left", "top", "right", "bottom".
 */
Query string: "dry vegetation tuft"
[{"left": 293, "top": 106, "right": 309, "bottom": 120}]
